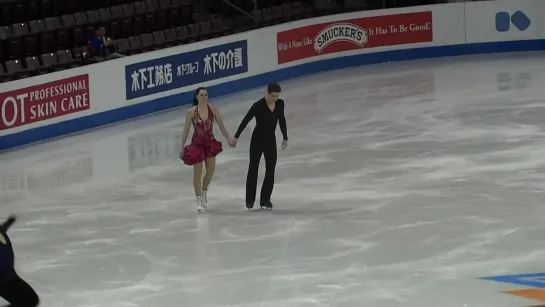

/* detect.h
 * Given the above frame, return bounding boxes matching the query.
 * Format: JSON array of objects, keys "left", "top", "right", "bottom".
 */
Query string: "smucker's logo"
[{"left": 314, "top": 23, "right": 368, "bottom": 53}]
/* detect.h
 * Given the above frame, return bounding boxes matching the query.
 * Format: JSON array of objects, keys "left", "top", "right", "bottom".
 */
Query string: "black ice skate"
[
  {"left": 246, "top": 203, "right": 254, "bottom": 211},
  {"left": 260, "top": 202, "right": 273, "bottom": 211}
]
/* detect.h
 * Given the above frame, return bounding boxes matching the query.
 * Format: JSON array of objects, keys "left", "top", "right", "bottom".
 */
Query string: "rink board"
[{"left": 0, "top": 0, "right": 544, "bottom": 151}]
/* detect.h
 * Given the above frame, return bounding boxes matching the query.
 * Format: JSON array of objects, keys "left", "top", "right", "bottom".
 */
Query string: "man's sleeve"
[
  {"left": 279, "top": 100, "right": 288, "bottom": 141},
  {"left": 234, "top": 103, "right": 257, "bottom": 139},
  {"left": 0, "top": 216, "right": 16, "bottom": 233}
]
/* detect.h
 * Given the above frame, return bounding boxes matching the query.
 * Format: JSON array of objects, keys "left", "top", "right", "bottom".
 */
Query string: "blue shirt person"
[{"left": 87, "top": 23, "right": 125, "bottom": 61}]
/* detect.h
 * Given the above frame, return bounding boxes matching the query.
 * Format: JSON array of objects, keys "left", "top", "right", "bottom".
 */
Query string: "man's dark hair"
[
  {"left": 268, "top": 83, "right": 281, "bottom": 94},
  {"left": 94, "top": 23, "right": 105, "bottom": 31}
]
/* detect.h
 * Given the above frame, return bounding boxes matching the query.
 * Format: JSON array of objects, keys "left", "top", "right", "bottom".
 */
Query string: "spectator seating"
[{"left": 0, "top": 0, "right": 316, "bottom": 83}]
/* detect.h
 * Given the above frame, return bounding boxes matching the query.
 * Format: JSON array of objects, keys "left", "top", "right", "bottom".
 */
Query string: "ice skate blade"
[{"left": 260, "top": 206, "right": 272, "bottom": 211}]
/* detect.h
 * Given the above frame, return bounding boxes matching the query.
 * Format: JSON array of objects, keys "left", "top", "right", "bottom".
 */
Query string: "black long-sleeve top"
[
  {"left": 234, "top": 98, "right": 288, "bottom": 142},
  {"left": 0, "top": 216, "right": 16, "bottom": 282}
]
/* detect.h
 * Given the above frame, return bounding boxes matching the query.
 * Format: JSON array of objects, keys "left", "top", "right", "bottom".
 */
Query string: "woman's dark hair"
[{"left": 193, "top": 87, "right": 207, "bottom": 105}]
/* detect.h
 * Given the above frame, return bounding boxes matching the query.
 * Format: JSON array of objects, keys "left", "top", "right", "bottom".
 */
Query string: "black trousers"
[
  {"left": 246, "top": 138, "right": 277, "bottom": 206},
  {"left": 0, "top": 274, "right": 39, "bottom": 307}
]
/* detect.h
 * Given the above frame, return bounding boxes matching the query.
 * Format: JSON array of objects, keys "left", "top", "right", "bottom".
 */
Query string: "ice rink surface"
[{"left": 2, "top": 53, "right": 545, "bottom": 307}]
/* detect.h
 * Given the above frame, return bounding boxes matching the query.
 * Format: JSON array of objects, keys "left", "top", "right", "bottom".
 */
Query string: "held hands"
[{"left": 228, "top": 136, "right": 237, "bottom": 148}]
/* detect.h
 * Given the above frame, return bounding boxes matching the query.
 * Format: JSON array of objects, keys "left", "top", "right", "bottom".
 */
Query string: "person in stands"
[{"left": 88, "top": 23, "right": 125, "bottom": 62}]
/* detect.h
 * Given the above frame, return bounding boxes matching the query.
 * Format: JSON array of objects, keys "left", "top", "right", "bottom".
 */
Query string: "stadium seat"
[
  {"left": 155, "top": 9, "right": 168, "bottom": 31},
  {"left": 151, "top": 30, "right": 166, "bottom": 48},
  {"left": 11, "top": 22, "right": 30, "bottom": 36},
  {"left": 0, "top": 62, "right": 7, "bottom": 82},
  {"left": 40, "top": 52, "right": 58, "bottom": 72},
  {"left": 144, "top": 10, "right": 157, "bottom": 33},
  {"left": 168, "top": 6, "right": 181, "bottom": 27},
  {"left": 23, "top": 35, "right": 40, "bottom": 57},
  {"left": 139, "top": 33, "right": 154, "bottom": 51},
  {"left": 127, "top": 35, "right": 142, "bottom": 54},
  {"left": 40, "top": 0, "right": 52, "bottom": 18},
  {"left": 1, "top": 3, "right": 13, "bottom": 27},
  {"left": 13, "top": 2, "right": 28, "bottom": 24},
  {"left": 271, "top": 6, "right": 283, "bottom": 24},
  {"left": 163, "top": 28, "right": 179, "bottom": 47},
  {"left": 7, "top": 36, "right": 23, "bottom": 59},
  {"left": 115, "top": 38, "right": 130, "bottom": 54},
  {"left": 174, "top": 26, "right": 188, "bottom": 44},
  {"left": 186, "top": 24, "right": 198, "bottom": 42},
  {"left": 25, "top": 56, "right": 45, "bottom": 74},
  {"left": 56, "top": 49, "right": 81, "bottom": 68},
  {"left": 27, "top": 0, "right": 41, "bottom": 22},
  {"left": 29, "top": 20, "right": 46, "bottom": 33},
  {"left": 197, "top": 21, "right": 211, "bottom": 40},
  {"left": 5, "top": 59, "right": 31, "bottom": 79}
]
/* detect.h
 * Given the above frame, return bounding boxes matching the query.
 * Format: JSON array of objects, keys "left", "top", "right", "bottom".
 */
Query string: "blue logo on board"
[
  {"left": 495, "top": 11, "right": 531, "bottom": 32},
  {"left": 481, "top": 273, "right": 545, "bottom": 288},
  {"left": 481, "top": 273, "right": 545, "bottom": 303},
  {"left": 125, "top": 40, "right": 248, "bottom": 100}
]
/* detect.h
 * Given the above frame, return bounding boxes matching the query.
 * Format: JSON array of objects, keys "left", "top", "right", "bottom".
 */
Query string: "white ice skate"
[
  {"left": 196, "top": 196, "right": 206, "bottom": 213},
  {"left": 201, "top": 190, "right": 208, "bottom": 209}
]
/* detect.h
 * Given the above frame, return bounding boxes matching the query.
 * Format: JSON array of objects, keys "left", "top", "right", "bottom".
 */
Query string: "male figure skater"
[
  {"left": 230, "top": 83, "right": 288, "bottom": 210},
  {"left": 0, "top": 215, "right": 40, "bottom": 307}
]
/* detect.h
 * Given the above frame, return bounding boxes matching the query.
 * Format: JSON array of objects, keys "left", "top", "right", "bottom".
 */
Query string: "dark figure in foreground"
[
  {"left": 0, "top": 215, "right": 39, "bottom": 307},
  {"left": 231, "top": 83, "right": 288, "bottom": 210}
]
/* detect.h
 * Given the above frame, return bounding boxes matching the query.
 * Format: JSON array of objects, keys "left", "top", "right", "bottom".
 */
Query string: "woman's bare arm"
[
  {"left": 211, "top": 105, "right": 231, "bottom": 140},
  {"left": 181, "top": 107, "right": 195, "bottom": 147}
]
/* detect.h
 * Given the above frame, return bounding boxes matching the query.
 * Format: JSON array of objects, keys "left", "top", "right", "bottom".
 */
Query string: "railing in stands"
[{"left": 221, "top": 0, "right": 259, "bottom": 29}]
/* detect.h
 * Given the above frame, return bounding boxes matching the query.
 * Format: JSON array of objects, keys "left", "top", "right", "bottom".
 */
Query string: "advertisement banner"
[
  {"left": 277, "top": 12, "right": 433, "bottom": 64},
  {"left": 0, "top": 74, "right": 90, "bottom": 131},
  {"left": 125, "top": 40, "right": 248, "bottom": 100},
  {"left": 464, "top": 0, "right": 538, "bottom": 43}
]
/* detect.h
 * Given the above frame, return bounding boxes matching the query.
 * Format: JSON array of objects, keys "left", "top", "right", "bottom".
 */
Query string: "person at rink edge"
[
  {"left": 180, "top": 87, "right": 234, "bottom": 213},
  {"left": 230, "top": 83, "right": 288, "bottom": 211},
  {"left": 0, "top": 215, "right": 40, "bottom": 307}
]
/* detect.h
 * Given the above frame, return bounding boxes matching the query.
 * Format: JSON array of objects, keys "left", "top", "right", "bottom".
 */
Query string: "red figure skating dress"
[{"left": 182, "top": 105, "right": 223, "bottom": 165}]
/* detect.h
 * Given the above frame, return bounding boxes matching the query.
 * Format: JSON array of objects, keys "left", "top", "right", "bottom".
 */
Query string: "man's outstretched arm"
[{"left": 0, "top": 215, "right": 16, "bottom": 233}]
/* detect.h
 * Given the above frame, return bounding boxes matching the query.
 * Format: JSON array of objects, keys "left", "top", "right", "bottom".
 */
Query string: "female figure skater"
[
  {"left": 0, "top": 215, "right": 40, "bottom": 307},
  {"left": 180, "top": 87, "right": 233, "bottom": 213}
]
